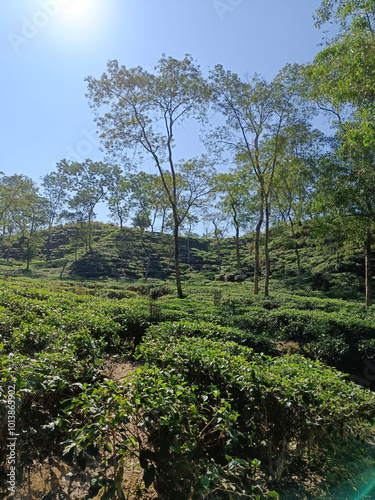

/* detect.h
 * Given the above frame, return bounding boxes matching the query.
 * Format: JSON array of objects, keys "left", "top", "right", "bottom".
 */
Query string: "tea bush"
[
  {"left": 0, "top": 346, "right": 104, "bottom": 476},
  {"left": 125, "top": 366, "right": 278, "bottom": 499},
  {"left": 146, "top": 320, "right": 279, "bottom": 356},
  {"left": 138, "top": 332, "right": 375, "bottom": 482},
  {"left": 66, "top": 368, "right": 278, "bottom": 499}
]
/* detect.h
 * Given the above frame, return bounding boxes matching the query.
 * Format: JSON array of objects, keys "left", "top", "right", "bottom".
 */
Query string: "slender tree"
[
  {"left": 41, "top": 171, "right": 68, "bottom": 260},
  {"left": 7, "top": 177, "right": 48, "bottom": 271},
  {"left": 107, "top": 174, "right": 131, "bottom": 229},
  {"left": 306, "top": 0, "right": 375, "bottom": 306},
  {"left": 210, "top": 64, "right": 313, "bottom": 295},
  {"left": 214, "top": 171, "right": 253, "bottom": 270},
  {"left": 272, "top": 126, "right": 324, "bottom": 275},
  {"left": 86, "top": 55, "right": 211, "bottom": 297},
  {"left": 128, "top": 172, "right": 166, "bottom": 280}
]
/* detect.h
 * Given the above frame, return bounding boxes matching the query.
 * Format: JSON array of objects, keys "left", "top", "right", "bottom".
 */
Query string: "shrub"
[
  {"left": 146, "top": 320, "right": 279, "bottom": 356},
  {"left": 138, "top": 333, "right": 375, "bottom": 482},
  {"left": 0, "top": 348, "right": 102, "bottom": 474},
  {"left": 66, "top": 368, "right": 277, "bottom": 499}
]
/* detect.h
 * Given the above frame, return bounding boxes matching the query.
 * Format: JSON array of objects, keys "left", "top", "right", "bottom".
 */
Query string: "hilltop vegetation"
[
  {"left": 0, "top": 221, "right": 369, "bottom": 300},
  {"left": 2, "top": 0, "right": 375, "bottom": 304}
]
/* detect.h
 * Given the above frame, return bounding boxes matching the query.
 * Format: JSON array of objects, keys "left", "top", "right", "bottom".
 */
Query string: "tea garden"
[{"left": 1, "top": 276, "right": 375, "bottom": 499}]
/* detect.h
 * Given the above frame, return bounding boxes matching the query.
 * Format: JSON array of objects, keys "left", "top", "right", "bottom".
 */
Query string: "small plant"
[{"left": 64, "top": 379, "right": 131, "bottom": 499}]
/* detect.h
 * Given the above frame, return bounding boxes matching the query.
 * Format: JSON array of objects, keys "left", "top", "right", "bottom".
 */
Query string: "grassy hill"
[{"left": 0, "top": 221, "right": 369, "bottom": 302}]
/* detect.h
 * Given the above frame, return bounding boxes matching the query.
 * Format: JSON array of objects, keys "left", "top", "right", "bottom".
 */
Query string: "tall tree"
[
  {"left": 201, "top": 209, "right": 229, "bottom": 270},
  {"left": 312, "top": 147, "right": 375, "bottom": 307},
  {"left": 41, "top": 171, "right": 68, "bottom": 260},
  {"left": 311, "top": 1, "right": 375, "bottom": 145},
  {"left": 210, "top": 64, "right": 313, "bottom": 295},
  {"left": 6, "top": 177, "right": 48, "bottom": 271},
  {"left": 307, "top": 0, "right": 375, "bottom": 306},
  {"left": 41, "top": 171, "right": 68, "bottom": 231},
  {"left": 0, "top": 174, "right": 34, "bottom": 237},
  {"left": 0, "top": 175, "right": 48, "bottom": 267},
  {"left": 86, "top": 55, "right": 211, "bottom": 297},
  {"left": 128, "top": 172, "right": 167, "bottom": 234},
  {"left": 272, "top": 126, "right": 324, "bottom": 275},
  {"left": 128, "top": 172, "right": 167, "bottom": 281},
  {"left": 107, "top": 174, "right": 131, "bottom": 229}
]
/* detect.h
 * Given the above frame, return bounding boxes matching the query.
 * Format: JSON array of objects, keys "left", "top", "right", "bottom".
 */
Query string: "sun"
[
  {"left": 50, "top": 0, "right": 116, "bottom": 50},
  {"left": 60, "top": 0, "right": 93, "bottom": 20}
]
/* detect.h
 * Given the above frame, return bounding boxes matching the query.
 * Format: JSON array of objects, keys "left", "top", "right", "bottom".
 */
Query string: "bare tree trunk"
[
  {"left": 235, "top": 224, "right": 241, "bottom": 270},
  {"left": 46, "top": 226, "right": 52, "bottom": 262},
  {"left": 144, "top": 247, "right": 151, "bottom": 282},
  {"left": 264, "top": 202, "right": 270, "bottom": 297},
  {"left": 212, "top": 220, "right": 222, "bottom": 270},
  {"left": 253, "top": 190, "right": 264, "bottom": 295},
  {"left": 366, "top": 227, "right": 373, "bottom": 308},
  {"left": 144, "top": 227, "right": 154, "bottom": 283},
  {"left": 232, "top": 205, "right": 241, "bottom": 270},
  {"left": 288, "top": 216, "right": 301, "bottom": 276},
  {"left": 187, "top": 230, "right": 191, "bottom": 267},
  {"left": 161, "top": 208, "right": 167, "bottom": 234},
  {"left": 174, "top": 221, "right": 184, "bottom": 298},
  {"left": 88, "top": 213, "right": 93, "bottom": 252},
  {"left": 60, "top": 261, "right": 67, "bottom": 278}
]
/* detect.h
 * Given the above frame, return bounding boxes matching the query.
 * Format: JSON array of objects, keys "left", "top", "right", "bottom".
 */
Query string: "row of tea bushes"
[
  {"left": 152, "top": 289, "right": 375, "bottom": 383},
  {"left": 2, "top": 280, "right": 375, "bottom": 382},
  {"left": 0, "top": 346, "right": 105, "bottom": 479},
  {"left": 3, "top": 279, "right": 375, "bottom": 382},
  {"left": 146, "top": 320, "right": 279, "bottom": 356},
  {"left": 227, "top": 308, "right": 375, "bottom": 378},
  {"left": 135, "top": 326, "right": 375, "bottom": 492}
]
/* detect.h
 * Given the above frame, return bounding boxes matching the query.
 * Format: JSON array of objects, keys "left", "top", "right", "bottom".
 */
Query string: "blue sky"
[{"left": 1, "top": 0, "right": 323, "bottom": 220}]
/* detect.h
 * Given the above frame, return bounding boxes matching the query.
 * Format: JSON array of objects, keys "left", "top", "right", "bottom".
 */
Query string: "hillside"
[
  {"left": 2, "top": 223, "right": 375, "bottom": 499},
  {"left": 0, "top": 222, "right": 369, "bottom": 301}
]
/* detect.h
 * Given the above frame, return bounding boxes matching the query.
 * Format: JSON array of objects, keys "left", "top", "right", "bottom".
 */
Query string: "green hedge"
[
  {"left": 146, "top": 320, "right": 279, "bottom": 356},
  {"left": 138, "top": 331, "right": 375, "bottom": 483}
]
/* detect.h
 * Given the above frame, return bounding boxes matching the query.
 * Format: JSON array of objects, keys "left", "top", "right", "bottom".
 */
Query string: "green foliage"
[
  {"left": 0, "top": 348, "right": 101, "bottom": 472},
  {"left": 63, "top": 378, "right": 130, "bottom": 499},
  {"left": 0, "top": 218, "right": 372, "bottom": 306},
  {"left": 137, "top": 331, "right": 375, "bottom": 484},
  {"left": 146, "top": 320, "right": 278, "bottom": 356},
  {"left": 133, "top": 367, "right": 283, "bottom": 499},
  {"left": 70, "top": 251, "right": 120, "bottom": 279},
  {"left": 66, "top": 367, "right": 276, "bottom": 499},
  {"left": 1, "top": 277, "right": 375, "bottom": 497}
]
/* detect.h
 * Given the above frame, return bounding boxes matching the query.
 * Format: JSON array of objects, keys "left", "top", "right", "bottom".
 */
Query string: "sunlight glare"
[
  {"left": 60, "top": 0, "right": 92, "bottom": 19},
  {"left": 50, "top": 0, "right": 112, "bottom": 48}
]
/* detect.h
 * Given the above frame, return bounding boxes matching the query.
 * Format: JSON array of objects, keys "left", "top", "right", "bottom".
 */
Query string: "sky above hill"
[{"left": 1, "top": 0, "right": 324, "bottom": 221}]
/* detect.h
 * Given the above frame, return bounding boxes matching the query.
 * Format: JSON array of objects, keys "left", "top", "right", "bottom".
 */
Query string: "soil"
[{"left": 274, "top": 340, "right": 301, "bottom": 355}]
